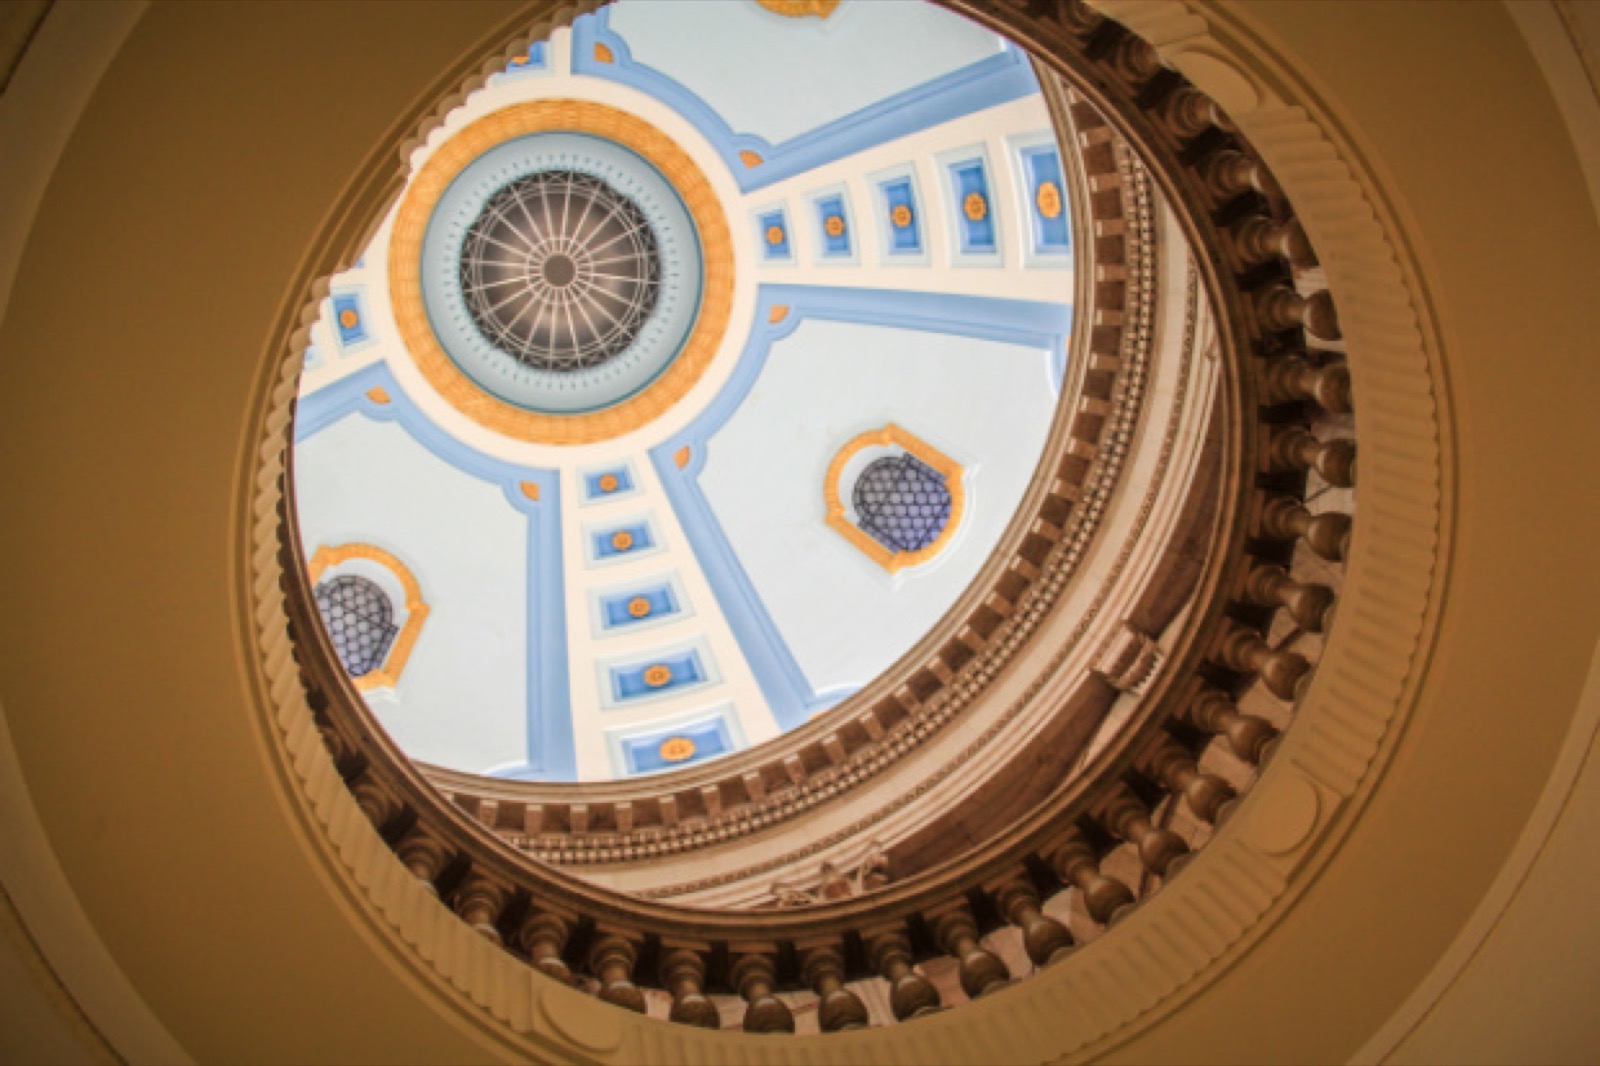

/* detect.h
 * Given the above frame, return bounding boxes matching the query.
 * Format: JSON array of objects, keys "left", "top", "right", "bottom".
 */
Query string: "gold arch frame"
[
  {"left": 307, "top": 543, "right": 431, "bottom": 692},
  {"left": 823, "top": 423, "right": 966, "bottom": 574},
  {"left": 387, "top": 99, "right": 735, "bottom": 445}
]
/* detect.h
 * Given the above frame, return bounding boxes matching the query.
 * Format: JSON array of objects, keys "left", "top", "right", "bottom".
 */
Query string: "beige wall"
[{"left": 0, "top": 2, "right": 1597, "bottom": 1062}]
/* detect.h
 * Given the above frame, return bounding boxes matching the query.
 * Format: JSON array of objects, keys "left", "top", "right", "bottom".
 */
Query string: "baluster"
[
  {"left": 1200, "top": 149, "right": 1273, "bottom": 199},
  {"left": 1186, "top": 688, "right": 1279, "bottom": 764},
  {"left": 351, "top": 775, "right": 399, "bottom": 831},
  {"left": 1059, "top": 0, "right": 1105, "bottom": 37},
  {"left": 1097, "top": 785, "right": 1188, "bottom": 878},
  {"left": 1232, "top": 215, "right": 1312, "bottom": 268},
  {"left": 800, "top": 947, "right": 869, "bottom": 1032},
  {"left": 1108, "top": 34, "right": 1162, "bottom": 85},
  {"left": 1049, "top": 833, "right": 1136, "bottom": 926},
  {"left": 1213, "top": 623, "right": 1312, "bottom": 701},
  {"left": 317, "top": 720, "right": 352, "bottom": 768},
  {"left": 587, "top": 934, "right": 647, "bottom": 1014},
  {"left": 730, "top": 954, "right": 793, "bottom": 1033},
  {"left": 659, "top": 948, "right": 719, "bottom": 1029},
  {"left": 1268, "top": 427, "right": 1356, "bottom": 487},
  {"left": 1244, "top": 564, "right": 1336, "bottom": 633},
  {"left": 933, "top": 907, "right": 1010, "bottom": 999},
  {"left": 395, "top": 833, "right": 449, "bottom": 896},
  {"left": 867, "top": 932, "right": 942, "bottom": 1021},
  {"left": 1254, "top": 285, "right": 1341, "bottom": 342},
  {"left": 1263, "top": 354, "right": 1352, "bottom": 412},
  {"left": 1261, "top": 496, "right": 1353, "bottom": 562},
  {"left": 994, "top": 880, "right": 1074, "bottom": 968},
  {"left": 1141, "top": 735, "right": 1235, "bottom": 823},
  {"left": 452, "top": 876, "right": 508, "bottom": 944},
  {"left": 514, "top": 913, "right": 573, "bottom": 985},
  {"left": 1162, "top": 86, "right": 1223, "bottom": 139}
]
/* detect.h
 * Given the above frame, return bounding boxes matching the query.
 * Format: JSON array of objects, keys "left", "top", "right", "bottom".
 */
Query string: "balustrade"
[
  {"left": 1161, "top": 86, "right": 1225, "bottom": 140},
  {"left": 1232, "top": 216, "right": 1312, "bottom": 269},
  {"left": 995, "top": 880, "right": 1075, "bottom": 968},
  {"left": 1097, "top": 786, "right": 1188, "bottom": 878},
  {"left": 1269, "top": 427, "right": 1357, "bottom": 487},
  {"left": 351, "top": 774, "right": 399, "bottom": 831},
  {"left": 1214, "top": 623, "right": 1312, "bottom": 701},
  {"left": 452, "top": 877, "right": 509, "bottom": 944},
  {"left": 868, "top": 932, "right": 942, "bottom": 1021},
  {"left": 659, "top": 948, "right": 720, "bottom": 1029},
  {"left": 1244, "top": 564, "right": 1337, "bottom": 633},
  {"left": 515, "top": 913, "right": 574, "bottom": 985},
  {"left": 1255, "top": 286, "right": 1341, "bottom": 342},
  {"left": 1184, "top": 688, "right": 1279, "bottom": 765},
  {"left": 1200, "top": 149, "right": 1272, "bottom": 200},
  {"left": 1263, "top": 354, "right": 1352, "bottom": 411},
  {"left": 587, "top": 934, "right": 647, "bottom": 1014},
  {"left": 933, "top": 907, "right": 1011, "bottom": 999},
  {"left": 802, "top": 947, "right": 870, "bottom": 1032},
  {"left": 1049, "top": 832, "right": 1136, "bottom": 926},
  {"left": 1261, "top": 496, "right": 1353, "bottom": 562},
  {"left": 731, "top": 953, "right": 794, "bottom": 1033},
  {"left": 1140, "top": 735, "right": 1235, "bottom": 823},
  {"left": 394, "top": 833, "right": 449, "bottom": 896}
]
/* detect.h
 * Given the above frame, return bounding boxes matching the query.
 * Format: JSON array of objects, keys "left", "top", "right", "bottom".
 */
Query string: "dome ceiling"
[{"left": 292, "top": 0, "right": 1077, "bottom": 782}]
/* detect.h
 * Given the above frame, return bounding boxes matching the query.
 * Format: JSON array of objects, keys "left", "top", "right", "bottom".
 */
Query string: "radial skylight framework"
[{"left": 458, "top": 170, "right": 662, "bottom": 372}]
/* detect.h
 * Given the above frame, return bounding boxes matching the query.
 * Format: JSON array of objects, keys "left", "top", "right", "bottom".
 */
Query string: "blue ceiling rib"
[
  {"left": 294, "top": 364, "right": 576, "bottom": 780},
  {"left": 650, "top": 283, "right": 1072, "bottom": 732},
  {"left": 571, "top": 8, "right": 1039, "bottom": 194}
]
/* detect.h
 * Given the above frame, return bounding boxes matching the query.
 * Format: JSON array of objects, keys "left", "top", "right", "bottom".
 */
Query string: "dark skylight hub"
[{"left": 458, "top": 170, "right": 662, "bottom": 373}]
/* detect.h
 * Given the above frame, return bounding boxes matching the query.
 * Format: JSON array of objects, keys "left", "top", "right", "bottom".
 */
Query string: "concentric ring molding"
[
  {"left": 389, "top": 98, "right": 733, "bottom": 445},
  {"left": 421, "top": 134, "right": 702, "bottom": 413},
  {"left": 241, "top": 0, "right": 1446, "bottom": 1060}
]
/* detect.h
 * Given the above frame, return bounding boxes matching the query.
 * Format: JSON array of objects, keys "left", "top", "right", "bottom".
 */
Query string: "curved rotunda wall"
[{"left": 0, "top": 2, "right": 1598, "bottom": 1064}]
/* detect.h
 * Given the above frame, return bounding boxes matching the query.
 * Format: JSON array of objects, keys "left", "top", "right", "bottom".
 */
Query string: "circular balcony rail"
[{"left": 263, "top": 0, "right": 1358, "bottom": 1034}]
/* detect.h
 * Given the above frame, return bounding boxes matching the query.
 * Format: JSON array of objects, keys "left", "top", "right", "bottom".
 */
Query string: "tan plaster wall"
[
  {"left": 0, "top": 3, "right": 537, "bottom": 1062},
  {"left": 1103, "top": 2, "right": 1600, "bottom": 1058}
]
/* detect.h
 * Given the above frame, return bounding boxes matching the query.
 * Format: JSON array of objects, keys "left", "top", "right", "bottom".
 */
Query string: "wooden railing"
[{"left": 271, "top": 0, "right": 1355, "bottom": 1032}]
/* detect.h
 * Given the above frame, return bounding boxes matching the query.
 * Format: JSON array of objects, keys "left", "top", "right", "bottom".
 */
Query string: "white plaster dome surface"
[{"left": 292, "top": 0, "right": 1078, "bottom": 782}]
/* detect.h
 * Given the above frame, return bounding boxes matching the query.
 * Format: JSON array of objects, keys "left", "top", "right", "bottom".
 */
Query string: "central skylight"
[{"left": 458, "top": 169, "right": 663, "bottom": 376}]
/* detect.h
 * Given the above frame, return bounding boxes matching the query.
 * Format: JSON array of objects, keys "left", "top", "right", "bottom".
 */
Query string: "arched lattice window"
[
  {"left": 824, "top": 424, "right": 965, "bottom": 574},
  {"left": 852, "top": 454, "right": 953, "bottom": 553},
  {"left": 315, "top": 575, "right": 399, "bottom": 679}
]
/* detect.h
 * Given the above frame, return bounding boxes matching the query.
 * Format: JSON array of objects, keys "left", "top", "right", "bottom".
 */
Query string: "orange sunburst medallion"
[
  {"left": 643, "top": 664, "right": 673, "bottom": 688},
  {"left": 891, "top": 204, "right": 913, "bottom": 229},
  {"left": 610, "top": 530, "right": 635, "bottom": 552},
  {"left": 659, "top": 736, "right": 697, "bottom": 762},
  {"left": 964, "top": 192, "right": 988, "bottom": 222},
  {"left": 1036, "top": 180, "right": 1063, "bottom": 220},
  {"left": 627, "top": 597, "right": 652, "bottom": 618}
]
